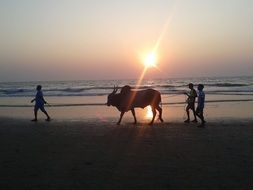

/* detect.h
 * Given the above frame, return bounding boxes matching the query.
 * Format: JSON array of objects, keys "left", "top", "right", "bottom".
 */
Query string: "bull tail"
[
  {"left": 158, "top": 94, "right": 162, "bottom": 108},
  {"left": 159, "top": 93, "right": 162, "bottom": 108},
  {"left": 158, "top": 93, "right": 164, "bottom": 123}
]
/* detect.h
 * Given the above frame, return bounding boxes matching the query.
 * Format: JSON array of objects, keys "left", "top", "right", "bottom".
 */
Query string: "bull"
[{"left": 107, "top": 85, "right": 164, "bottom": 125}]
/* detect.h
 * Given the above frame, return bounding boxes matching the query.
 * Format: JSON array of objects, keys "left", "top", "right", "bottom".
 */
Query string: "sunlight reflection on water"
[{"left": 145, "top": 106, "right": 153, "bottom": 119}]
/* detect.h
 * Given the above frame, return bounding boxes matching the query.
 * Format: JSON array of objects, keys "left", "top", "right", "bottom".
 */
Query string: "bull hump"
[{"left": 120, "top": 85, "right": 131, "bottom": 95}]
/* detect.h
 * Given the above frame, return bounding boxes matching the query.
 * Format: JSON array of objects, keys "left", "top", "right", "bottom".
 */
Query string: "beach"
[
  {"left": 1, "top": 77, "right": 253, "bottom": 189},
  {"left": 1, "top": 104, "right": 253, "bottom": 190}
]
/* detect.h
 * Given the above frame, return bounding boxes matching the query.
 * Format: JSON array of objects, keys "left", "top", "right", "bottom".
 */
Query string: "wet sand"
[{"left": 1, "top": 117, "right": 253, "bottom": 190}]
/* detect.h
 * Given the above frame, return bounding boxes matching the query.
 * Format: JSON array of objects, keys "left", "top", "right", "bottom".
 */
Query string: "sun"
[{"left": 144, "top": 53, "right": 157, "bottom": 68}]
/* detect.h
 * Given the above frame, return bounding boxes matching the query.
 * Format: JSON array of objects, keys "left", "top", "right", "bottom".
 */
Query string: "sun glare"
[
  {"left": 146, "top": 106, "right": 153, "bottom": 118},
  {"left": 144, "top": 53, "right": 157, "bottom": 68}
]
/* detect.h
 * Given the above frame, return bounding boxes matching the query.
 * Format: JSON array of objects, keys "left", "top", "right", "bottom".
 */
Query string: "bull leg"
[
  {"left": 131, "top": 108, "right": 137, "bottom": 124},
  {"left": 156, "top": 106, "right": 164, "bottom": 122},
  {"left": 149, "top": 107, "right": 157, "bottom": 125},
  {"left": 117, "top": 111, "right": 125, "bottom": 125}
]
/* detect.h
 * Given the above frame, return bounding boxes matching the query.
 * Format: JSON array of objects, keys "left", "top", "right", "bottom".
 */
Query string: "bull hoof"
[
  {"left": 149, "top": 122, "right": 154, "bottom": 125},
  {"left": 117, "top": 122, "right": 121, "bottom": 125},
  {"left": 160, "top": 118, "right": 164, "bottom": 122}
]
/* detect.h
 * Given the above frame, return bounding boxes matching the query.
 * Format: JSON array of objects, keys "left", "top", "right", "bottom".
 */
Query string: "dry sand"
[{"left": 0, "top": 117, "right": 253, "bottom": 190}]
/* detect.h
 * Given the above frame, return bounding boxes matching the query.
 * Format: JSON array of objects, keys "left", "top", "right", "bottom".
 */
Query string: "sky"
[{"left": 0, "top": 0, "right": 253, "bottom": 81}]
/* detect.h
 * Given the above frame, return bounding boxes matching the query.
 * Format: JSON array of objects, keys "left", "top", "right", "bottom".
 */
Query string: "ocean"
[{"left": 0, "top": 76, "right": 253, "bottom": 107}]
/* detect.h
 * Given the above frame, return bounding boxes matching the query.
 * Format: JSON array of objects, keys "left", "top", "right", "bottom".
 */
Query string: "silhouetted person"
[
  {"left": 196, "top": 84, "right": 206, "bottom": 126},
  {"left": 184, "top": 83, "right": 197, "bottom": 123},
  {"left": 31, "top": 85, "right": 51, "bottom": 122}
]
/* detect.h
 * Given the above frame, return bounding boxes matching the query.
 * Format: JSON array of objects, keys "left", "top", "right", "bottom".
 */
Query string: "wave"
[
  {"left": 205, "top": 83, "right": 250, "bottom": 87},
  {"left": 118, "top": 83, "right": 251, "bottom": 89},
  {"left": 1, "top": 88, "right": 253, "bottom": 97},
  {"left": 0, "top": 77, "right": 252, "bottom": 97},
  {"left": 0, "top": 89, "right": 26, "bottom": 94}
]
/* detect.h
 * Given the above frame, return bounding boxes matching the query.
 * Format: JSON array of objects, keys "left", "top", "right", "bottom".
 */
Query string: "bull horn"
[
  {"left": 115, "top": 86, "right": 119, "bottom": 93},
  {"left": 112, "top": 85, "right": 116, "bottom": 94}
]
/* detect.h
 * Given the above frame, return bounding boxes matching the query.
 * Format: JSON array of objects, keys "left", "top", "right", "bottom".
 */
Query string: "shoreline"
[
  {"left": 0, "top": 100, "right": 252, "bottom": 121},
  {"left": 0, "top": 98, "right": 253, "bottom": 107}
]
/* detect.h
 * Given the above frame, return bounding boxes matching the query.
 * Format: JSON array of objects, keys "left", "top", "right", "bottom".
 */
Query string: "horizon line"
[{"left": 0, "top": 74, "right": 252, "bottom": 83}]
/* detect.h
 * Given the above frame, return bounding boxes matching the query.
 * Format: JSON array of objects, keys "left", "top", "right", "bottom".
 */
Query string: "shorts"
[
  {"left": 186, "top": 102, "right": 195, "bottom": 110},
  {"left": 34, "top": 104, "right": 46, "bottom": 112},
  {"left": 196, "top": 106, "right": 204, "bottom": 114}
]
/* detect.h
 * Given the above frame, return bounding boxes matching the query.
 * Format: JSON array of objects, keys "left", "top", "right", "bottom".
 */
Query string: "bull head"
[{"left": 107, "top": 86, "right": 118, "bottom": 106}]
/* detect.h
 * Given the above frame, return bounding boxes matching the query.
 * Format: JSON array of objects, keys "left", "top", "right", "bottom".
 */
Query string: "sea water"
[
  {"left": 0, "top": 76, "right": 252, "bottom": 107},
  {"left": 0, "top": 76, "right": 252, "bottom": 120}
]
